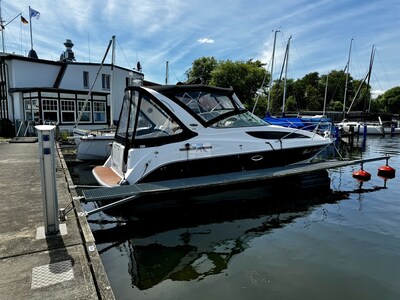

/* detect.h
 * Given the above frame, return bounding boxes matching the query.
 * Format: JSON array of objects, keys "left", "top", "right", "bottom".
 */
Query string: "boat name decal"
[{"left": 180, "top": 143, "right": 212, "bottom": 152}]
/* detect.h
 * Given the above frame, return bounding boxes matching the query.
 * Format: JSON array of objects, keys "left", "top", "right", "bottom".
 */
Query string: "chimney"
[{"left": 59, "top": 39, "right": 76, "bottom": 62}]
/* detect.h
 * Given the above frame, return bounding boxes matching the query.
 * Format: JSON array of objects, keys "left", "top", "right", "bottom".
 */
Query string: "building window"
[
  {"left": 93, "top": 101, "right": 106, "bottom": 123},
  {"left": 60, "top": 100, "right": 76, "bottom": 123},
  {"left": 24, "top": 99, "right": 40, "bottom": 122},
  {"left": 42, "top": 99, "right": 59, "bottom": 124},
  {"left": 77, "top": 101, "right": 92, "bottom": 122},
  {"left": 102, "top": 74, "right": 110, "bottom": 90},
  {"left": 83, "top": 71, "right": 89, "bottom": 88}
]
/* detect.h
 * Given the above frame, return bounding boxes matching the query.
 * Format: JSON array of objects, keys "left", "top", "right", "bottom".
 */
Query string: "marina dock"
[{"left": 0, "top": 140, "right": 114, "bottom": 300}]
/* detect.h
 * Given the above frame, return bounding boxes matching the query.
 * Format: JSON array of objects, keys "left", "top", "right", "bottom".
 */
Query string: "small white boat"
[
  {"left": 337, "top": 117, "right": 400, "bottom": 136},
  {"left": 337, "top": 120, "right": 385, "bottom": 135},
  {"left": 75, "top": 129, "right": 115, "bottom": 160},
  {"left": 93, "top": 84, "right": 334, "bottom": 187}
]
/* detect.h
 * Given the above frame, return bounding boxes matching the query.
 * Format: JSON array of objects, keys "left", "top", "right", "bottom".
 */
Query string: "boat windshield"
[
  {"left": 115, "top": 90, "right": 183, "bottom": 145},
  {"left": 210, "top": 111, "right": 268, "bottom": 128},
  {"left": 173, "top": 90, "right": 267, "bottom": 127}
]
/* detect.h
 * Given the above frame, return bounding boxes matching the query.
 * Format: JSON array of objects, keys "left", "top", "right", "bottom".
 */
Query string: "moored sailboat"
[{"left": 337, "top": 44, "right": 394, "bottom": 135}]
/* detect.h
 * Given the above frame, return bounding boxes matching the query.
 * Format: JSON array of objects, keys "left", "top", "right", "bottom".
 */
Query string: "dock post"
[
  {"left": 334, "top": 126, "right": 340, "bottom": 144},
  {"left": 35, "top": 125, "right": 59, "bottom": 235},
  {"left": 362, "top": 124, "right": 367, "bottom": 150},
  {"left": 349, "top": 125, "right": 354, "bottom": 147}
]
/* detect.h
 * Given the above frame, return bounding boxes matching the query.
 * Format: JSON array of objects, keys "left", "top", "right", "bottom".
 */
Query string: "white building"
[{"left": 0, "top": 39, "right": 149, "bottom": 135}]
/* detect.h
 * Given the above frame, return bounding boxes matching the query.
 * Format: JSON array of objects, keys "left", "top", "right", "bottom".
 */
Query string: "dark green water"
[{"left": 65, "top": 136, "right": 400, "bottom": 300}]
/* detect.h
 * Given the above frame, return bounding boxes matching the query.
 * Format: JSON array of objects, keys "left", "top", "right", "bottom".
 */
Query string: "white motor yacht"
[{"left": 93, "top": 84, "right": 333, "bottom": 187}]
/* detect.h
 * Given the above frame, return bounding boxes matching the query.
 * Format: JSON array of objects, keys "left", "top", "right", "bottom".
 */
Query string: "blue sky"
[{"left": 2, "top": 0, "right": 399, "bottom": 97}]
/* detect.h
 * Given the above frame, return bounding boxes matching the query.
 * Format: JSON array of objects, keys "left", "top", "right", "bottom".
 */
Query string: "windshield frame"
[{"left": 150, "top": 84, "right": 267, "bottom": 128}]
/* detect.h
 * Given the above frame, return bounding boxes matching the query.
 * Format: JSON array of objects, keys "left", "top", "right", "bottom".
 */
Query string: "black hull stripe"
[{"left": 138, "top": 145, "right": 327, "bottom": 183}]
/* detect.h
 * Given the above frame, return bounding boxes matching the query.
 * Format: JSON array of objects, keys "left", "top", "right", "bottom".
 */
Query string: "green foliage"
[
  {"left": 185, "top": 57, "right": 400, "bottom": 115},
  {"left": 377, "top": 86, "right": 400, "bottom": 114},
  {"left": 209, "top": 59, "right": 267, "bottom": 105},
  {"left": 330, "top": 101, "right": 344, "bottom": 111},
  {"left": 285, "top": 96, "right": 297, "bottom": 111},
  {"left": 186, "top": 57, "right": 268, "bottom": 108},
  {"left": 186, "top": 57, "right": 218, "bottom": 84}
]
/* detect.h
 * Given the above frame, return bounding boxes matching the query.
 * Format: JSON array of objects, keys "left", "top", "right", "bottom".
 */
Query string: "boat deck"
[{"left": 93, "top": 166, "right": 122, "bottom": 186}]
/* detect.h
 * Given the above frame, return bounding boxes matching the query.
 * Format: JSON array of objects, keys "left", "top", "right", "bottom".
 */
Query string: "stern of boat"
[{"left": 92, "top": 142, "right": 126, "bottom": 187}]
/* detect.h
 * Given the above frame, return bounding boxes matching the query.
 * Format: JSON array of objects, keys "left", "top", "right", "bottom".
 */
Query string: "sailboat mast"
[
  {"left": 267, "top": 29, "right": 279, "bottom": 112},
  {"left": 323, "top": 75, "right": 328, "bottom": 116},
  {"left": 366, "top": 45, "right": 375, "bottom": 113},
  {"left": 165, "top": 61, "right": 169, "bottom": 85},
  {"left": 282, "top": 35, "right": 291, "bottom": 116},
  {"left": 343, "top": 38, "right": 353, "bottom": 119},
  {"left": 0, "top": 0, "right": 4, "bottom": 53},
  {"left": 346, "top": 46, "right": 375, "bottom": 117},
  {"left": 110, "top": 35, "right": 116, "bottom": 127}
]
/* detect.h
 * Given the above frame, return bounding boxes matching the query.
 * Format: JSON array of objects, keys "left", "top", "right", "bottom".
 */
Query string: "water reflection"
[
  {"left": 88, "top": 178, "right": 348, "bottom": 290},
  {"left": 62, "top": 136, "right": 400, "bottom": 298}
]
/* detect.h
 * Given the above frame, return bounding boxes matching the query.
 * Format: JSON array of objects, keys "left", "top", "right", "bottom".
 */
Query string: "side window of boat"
[
  {"left": 135, "top": 94, "right": 182, "bottom": 139},
  {"left": 116, "top": 92, "right": 135, "bottom": 141}
]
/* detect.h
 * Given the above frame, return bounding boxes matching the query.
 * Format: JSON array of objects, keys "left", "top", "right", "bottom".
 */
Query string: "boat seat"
[{"left": 93, "top": 166, "right": 122, "bottom": 187}]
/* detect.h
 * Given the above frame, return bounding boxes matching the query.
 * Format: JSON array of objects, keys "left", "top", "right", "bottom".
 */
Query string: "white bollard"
[{"left": 36, "top": 125, "right": 59, "bottom": 235}]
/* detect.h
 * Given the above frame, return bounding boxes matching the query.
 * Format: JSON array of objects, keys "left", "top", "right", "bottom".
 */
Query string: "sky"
[{"left": 1, "top": 0, "right": 399, "bottom": 97}]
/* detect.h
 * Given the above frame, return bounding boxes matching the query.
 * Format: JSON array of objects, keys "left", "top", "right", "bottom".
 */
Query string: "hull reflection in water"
[{"left": 90, "top": 171, "right": 345, "bottom": 290}]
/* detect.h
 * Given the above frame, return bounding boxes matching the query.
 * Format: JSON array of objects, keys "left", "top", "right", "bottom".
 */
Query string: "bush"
[{"left": 0, "top": 119, "right": 15, "bottom": 137}]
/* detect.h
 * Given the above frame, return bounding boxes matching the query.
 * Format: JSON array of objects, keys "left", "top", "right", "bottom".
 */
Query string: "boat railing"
[
  {"left": 280, "top": 120, "right": 334, "bottom": 140},
  {"left": 83, "top": 127, "right": 116, "bottom": 137}
]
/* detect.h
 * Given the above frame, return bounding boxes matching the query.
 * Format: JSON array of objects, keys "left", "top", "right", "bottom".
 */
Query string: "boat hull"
[
  {"left": 76, "top": 136, "right": 114, "bottom": 160},
  {"left": 339, "top": 123, "right": 385, "bottom": 135},
  {"left": 136, "top": 143, "right": 328, "bottom": 183}
]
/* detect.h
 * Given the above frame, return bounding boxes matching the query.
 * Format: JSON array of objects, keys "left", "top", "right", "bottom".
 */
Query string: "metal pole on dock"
[
  {"left": 36, "top": 125, "right": 59, "bottom": 235},
  {"left": 349, "top": 125, "right": 354, "bottom": 147},
  {"left": 362, "top": 124, "right": 367, "bottom": 150}
]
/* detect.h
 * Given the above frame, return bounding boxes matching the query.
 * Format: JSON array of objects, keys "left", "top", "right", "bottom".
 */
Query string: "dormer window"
[
  {"left": 83, "top": 71, "right": 89, "bottom": 88},
  {"left": 102, "top": 74, "right": 110, "bottom": 90}
]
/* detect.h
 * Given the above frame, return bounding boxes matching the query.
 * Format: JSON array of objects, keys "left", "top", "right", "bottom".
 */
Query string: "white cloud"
[
  {"left": 371, "top": 90, "right": 384, "bottom": 98},
  {"left": 198, "top": 38, "right": 215, "bottom": 44}
]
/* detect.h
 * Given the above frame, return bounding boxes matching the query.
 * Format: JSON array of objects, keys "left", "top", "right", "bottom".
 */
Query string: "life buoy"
[
  {"left": 352, "top": 169, "right": 371, "bottom": 182},
  {"left": 377, "top": 165, "right": 396, "bottom": 179}
]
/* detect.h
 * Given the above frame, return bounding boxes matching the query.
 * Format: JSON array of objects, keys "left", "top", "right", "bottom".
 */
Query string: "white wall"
[
  {"left": 4, "top": 55, "right": 143, "bottom": 129},
  {"left": 60, "top": 63, "right": 143, "bottom": 123},
  {"left": 8, "top": 60, "right": 60, "bottom": 88}
]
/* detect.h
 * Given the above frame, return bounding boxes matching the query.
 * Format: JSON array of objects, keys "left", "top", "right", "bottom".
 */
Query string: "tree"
[
  {"left": 184, "top": 57, "right": 398, "bottom": 116},
  {"left": 186, "top": 58, "right": 268, "bottom": 109},
  {"left": 209, "top": 59, "right": 267, "bottom": 107},
  {"left": 325, "top": 70, "right": 355, "bottom": 110},
  {"left": 304, "top": 85, "right": 320, "bottom": 111},
  {"left": 377, "top": 86, "right": 400, "bottom": 114},
  {"left": 186, "top": 57, "right": 218, "bottom": 84},
  {"left": 296, "top": 72, "right": 320, "bottom": 110},
  {"left": 285, "top": 95, "right": 297, "bottom": 112}
]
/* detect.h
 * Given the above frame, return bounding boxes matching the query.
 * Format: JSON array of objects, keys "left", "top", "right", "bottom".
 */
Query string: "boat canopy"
[{"left": 149, "top": 84, "right": 267, "bottom": 128}]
